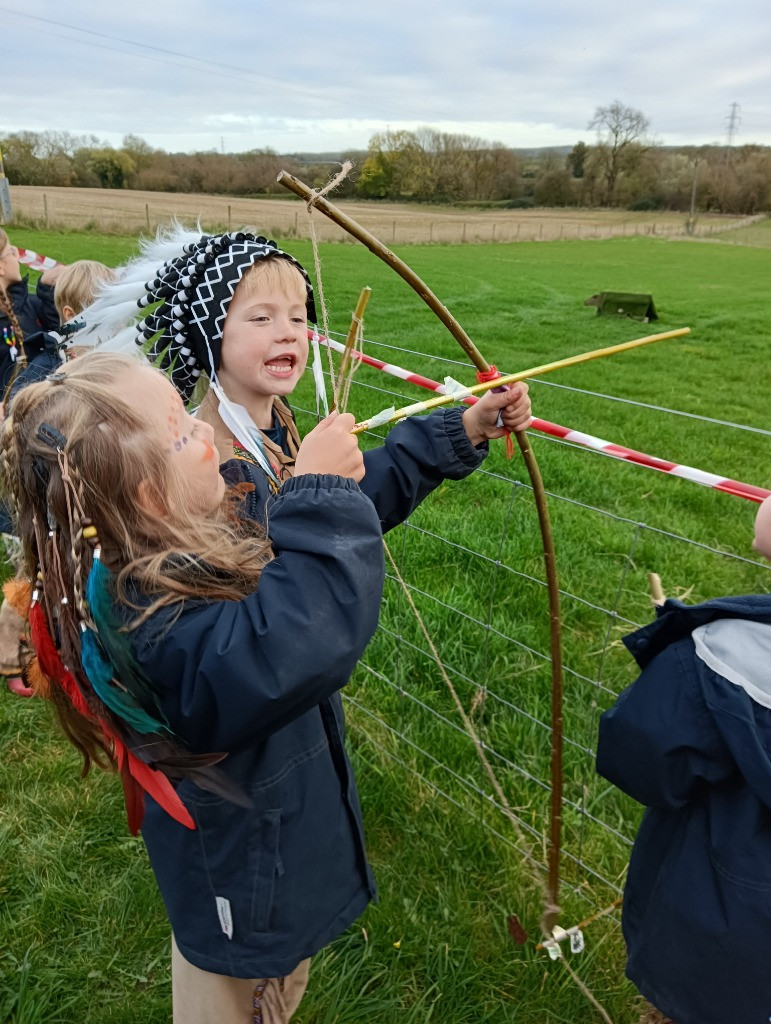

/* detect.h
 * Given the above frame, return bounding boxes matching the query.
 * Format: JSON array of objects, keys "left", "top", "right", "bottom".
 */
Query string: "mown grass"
[{"left": 1, "top": 224, "right": 769, "bottom": 1022}]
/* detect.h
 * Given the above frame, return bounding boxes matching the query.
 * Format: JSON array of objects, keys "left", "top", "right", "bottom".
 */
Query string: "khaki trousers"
[{"left": 171, "top": 935, "right": 310, "bottom": 1024}]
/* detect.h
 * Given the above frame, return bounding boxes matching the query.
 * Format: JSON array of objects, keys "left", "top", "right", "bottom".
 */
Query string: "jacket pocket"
[
  {"left": 248, "top": 808, "right": 283, "bottom": 934},
  {"left": 183, "top": 793, "right": 284, "bottom": 941}
]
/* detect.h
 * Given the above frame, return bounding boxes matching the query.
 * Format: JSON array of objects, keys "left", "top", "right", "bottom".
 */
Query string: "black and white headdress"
[{"left": 77, "top": 223, "right": 317, "bottom": 404}]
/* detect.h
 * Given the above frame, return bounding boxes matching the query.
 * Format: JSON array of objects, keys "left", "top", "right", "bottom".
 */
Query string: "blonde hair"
[
  {"left": 1, "top": 351, "right": 272, "bottom": 770},
  {"left": 238, "top": 255, "right": 307, "bottom": 302},
  {"left": 54, "top": 260, "right": 117, "bottom": 320}
]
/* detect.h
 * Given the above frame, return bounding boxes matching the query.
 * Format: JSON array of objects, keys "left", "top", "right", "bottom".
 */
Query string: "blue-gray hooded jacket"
[
  {"left": 597, "top": 594, "right": 771, "bottom": 1024},
  {"left": 133, "top": 409, "right": 486, "bottom": 978}
]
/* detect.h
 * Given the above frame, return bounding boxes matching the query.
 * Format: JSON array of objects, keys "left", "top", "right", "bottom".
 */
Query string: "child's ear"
[
  {"left": 62, "top": 304, "right": 76, "bottom": 323},
  {"left": 136, "top": 480, "right": 167, "bottom": 519}
]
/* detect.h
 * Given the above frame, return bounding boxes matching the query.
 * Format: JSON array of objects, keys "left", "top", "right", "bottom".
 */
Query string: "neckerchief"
[{"left": 199, "top": 390, "right": 300, "bottom": 494}]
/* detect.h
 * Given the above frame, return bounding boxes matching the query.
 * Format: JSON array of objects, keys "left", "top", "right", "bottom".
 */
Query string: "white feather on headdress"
[{"left": 76, "top": 220, "right": 204, "bottom": 350}]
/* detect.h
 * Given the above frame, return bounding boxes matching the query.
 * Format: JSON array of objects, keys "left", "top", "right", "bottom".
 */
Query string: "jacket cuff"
[
  {"left": 277, "top": 473, "right": 362, "bottom": 496},
  {"left": 442, "top": 407, "right": 488, "bottom": 468}
]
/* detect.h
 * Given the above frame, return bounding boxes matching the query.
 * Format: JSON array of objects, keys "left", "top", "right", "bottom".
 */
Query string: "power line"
[{"left": 0, "top": 6, "right": 453, "bottom": 126}]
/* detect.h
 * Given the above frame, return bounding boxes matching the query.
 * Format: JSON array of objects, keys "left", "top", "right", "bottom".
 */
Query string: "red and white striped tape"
[
  {"left": 315, "top": 332, "right": 769, "bottom": 505},
  {"left": 17, "top": 248, "right": 62, "bottom": 273}
]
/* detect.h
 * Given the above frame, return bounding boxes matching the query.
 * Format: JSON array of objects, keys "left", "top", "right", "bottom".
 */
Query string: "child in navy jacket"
[
  {"left": 596, "top": 495, "right": 771, "bottom": 1024},
  {"left": 0, "top": 228, "right": 60, "bottom": 399}
]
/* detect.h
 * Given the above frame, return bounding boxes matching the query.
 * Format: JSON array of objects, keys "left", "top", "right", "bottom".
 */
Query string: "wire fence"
[{"left": 294, "top": 329, "right": 770, "bottom": 929}]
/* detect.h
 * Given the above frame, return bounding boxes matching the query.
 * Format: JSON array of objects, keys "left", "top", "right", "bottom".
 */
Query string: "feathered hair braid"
[
  {"left": 0, "top": 352, "right": 271, "bottom": 823},
  {"left": 2, "top": 413, "right": 113, "bottom": 772}
]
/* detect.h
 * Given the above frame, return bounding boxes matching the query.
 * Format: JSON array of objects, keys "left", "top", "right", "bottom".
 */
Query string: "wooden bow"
[{"left": 277, "top": 169, "right": 564, "bottom": 935}]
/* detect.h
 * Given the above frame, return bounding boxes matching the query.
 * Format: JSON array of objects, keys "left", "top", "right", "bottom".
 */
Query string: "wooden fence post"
[
  {"left": 145, "top": 203, "right": 150, "bottom": 231},
  {"left": 43, "top": 193, "right": 49, "bottom": 227}
]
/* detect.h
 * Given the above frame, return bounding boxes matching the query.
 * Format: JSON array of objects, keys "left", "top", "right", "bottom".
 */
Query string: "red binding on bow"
[{"left": 475, "top": 365, "right": 515, "bottom": 459}]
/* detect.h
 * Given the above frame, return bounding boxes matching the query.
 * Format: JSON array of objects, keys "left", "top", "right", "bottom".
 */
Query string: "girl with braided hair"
[
  {"left": 3, "top": 349, "right": 527, "bottom": 1023},
  {"left": 0, "top": 228, "right": 61, "bottom": 400},
  {"left": 3, "top": 350, "right": 378, "bottom": 1022}
]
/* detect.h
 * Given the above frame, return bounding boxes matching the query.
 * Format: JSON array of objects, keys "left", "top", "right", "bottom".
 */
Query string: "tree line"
[{"left": 2, "top": 103, "right": 769, "bottom": 215}]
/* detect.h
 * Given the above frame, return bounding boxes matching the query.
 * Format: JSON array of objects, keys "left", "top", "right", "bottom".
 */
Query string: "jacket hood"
[
  {"left": 693, "top": 618, "right": 771, "bottom": 710},
  {"left": 624, "top": 594, "right": 771, "bottom": 669},
  {"left": 627, "top": 595, "right": 771, "bottom": 813}
]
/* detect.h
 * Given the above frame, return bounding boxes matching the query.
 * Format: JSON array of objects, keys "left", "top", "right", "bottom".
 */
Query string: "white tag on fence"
[{"left": 570, "top": 929, "right": 585, "bottom": 954}]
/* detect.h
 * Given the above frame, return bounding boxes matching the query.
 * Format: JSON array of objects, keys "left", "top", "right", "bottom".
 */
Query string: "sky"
[{"left": 2, "top": 0, "right": 770, "bottom": 154}]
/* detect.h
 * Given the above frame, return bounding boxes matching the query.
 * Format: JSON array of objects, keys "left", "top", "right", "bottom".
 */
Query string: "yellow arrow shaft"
[{"left": 353, "top": 327, "right": 690, "bottom": 434}]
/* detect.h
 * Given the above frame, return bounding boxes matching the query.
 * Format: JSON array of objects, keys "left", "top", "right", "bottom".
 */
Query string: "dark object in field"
[
  {"left": 507, "top": 914, "right": 529, "bottom": 944},
  {"left": 584, "top": 292, "right": 658, "bottom": 322}
]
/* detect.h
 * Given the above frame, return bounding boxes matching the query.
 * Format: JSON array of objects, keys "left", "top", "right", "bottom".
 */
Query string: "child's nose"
[{"left": 275, "top": 319, "right": 297, "bottom": 339}]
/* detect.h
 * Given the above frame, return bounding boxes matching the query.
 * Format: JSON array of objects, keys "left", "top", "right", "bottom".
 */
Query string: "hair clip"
[{"left": 36, "top": 422, "right": 68, "bottom": 450}]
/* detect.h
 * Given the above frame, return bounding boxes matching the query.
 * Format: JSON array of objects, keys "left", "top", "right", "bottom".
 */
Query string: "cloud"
[{"left": 2, "top": 0, "right": 769, "bottom": 150}]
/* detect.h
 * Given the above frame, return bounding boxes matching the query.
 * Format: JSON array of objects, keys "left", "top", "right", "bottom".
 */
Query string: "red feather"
[
  {"left": 104, "top": 723, "right": 195, "bottom": 834},
  {"left": 28, "top": 602, "right": 91, "bottom": 717},
  {"left": 113, "top": 740, "right": 146, "bottom": 835},
  {"left": 125, "top": 749, "right": 195, "bottom": 832}
]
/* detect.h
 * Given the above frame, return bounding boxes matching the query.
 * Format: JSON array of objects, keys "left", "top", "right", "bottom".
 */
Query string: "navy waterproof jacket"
[
  {"left": 5, "top": 329, "right": 64, "bottom": 407},
  {"left": 134, "top": 409, "right": 487, "bottom": 978},
  {"left": 0, "top": 276, "right": 58, "bottom": 398},
  {"left": 596, "top": 594, "right": 771, "bottom": 1024}
]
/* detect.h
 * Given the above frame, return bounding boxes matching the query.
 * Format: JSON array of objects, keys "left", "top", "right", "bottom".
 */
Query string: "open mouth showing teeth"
[{"left": 265, "top": 356, "right": 296, "bottom": 374}]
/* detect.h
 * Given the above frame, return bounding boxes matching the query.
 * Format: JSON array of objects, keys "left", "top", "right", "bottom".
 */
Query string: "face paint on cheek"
[{"left": 201, "top": 439, "right": 216, "bottom": 462}]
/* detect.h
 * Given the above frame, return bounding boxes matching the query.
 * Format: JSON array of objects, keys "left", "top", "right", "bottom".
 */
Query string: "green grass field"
[{"left": 1, "top": 222, "right": 769, "bottom": 1023}]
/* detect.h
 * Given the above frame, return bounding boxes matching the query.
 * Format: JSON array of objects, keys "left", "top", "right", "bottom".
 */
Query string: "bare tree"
[{"left": 588, "top": 101, "right": 651, "bottom": 205}]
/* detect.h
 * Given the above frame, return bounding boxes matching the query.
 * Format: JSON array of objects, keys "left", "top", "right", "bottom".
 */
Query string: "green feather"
[{"left": 85, "top": 557, "right": 169, "bottom": 734}]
